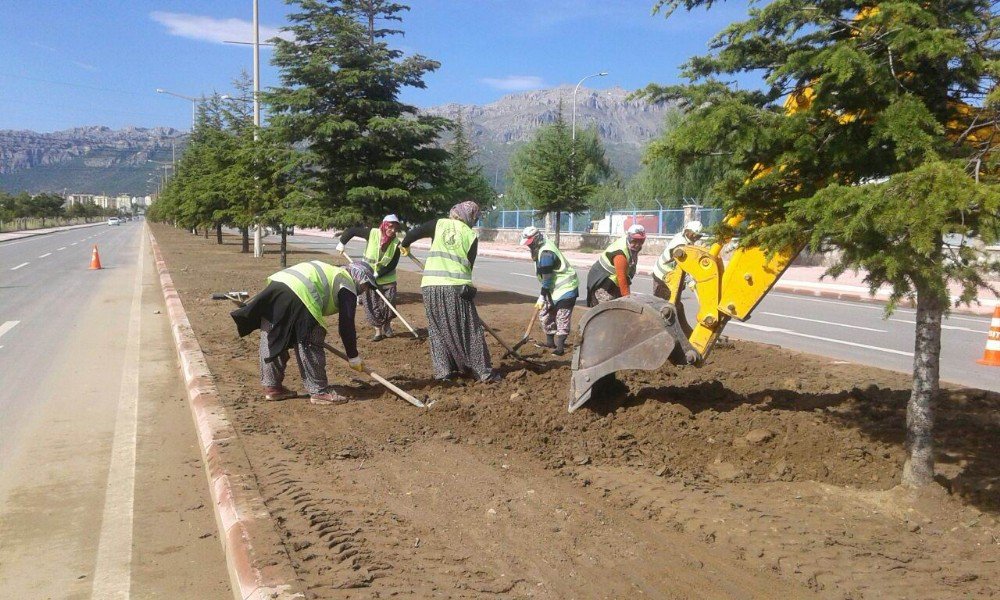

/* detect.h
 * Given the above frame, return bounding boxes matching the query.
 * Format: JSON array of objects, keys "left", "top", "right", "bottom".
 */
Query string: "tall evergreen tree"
[
  {"left": 644, "top": 1, "right": 1000, "bottom": 487},
  {"left": 265, "top": 0, "right": 451, "bottom": 227},
  {"left": 510, "top": 103, "right": 611, "bottom": 245},
  {"left": 442, "top": 110, "right": 495, "bottom": 207}
]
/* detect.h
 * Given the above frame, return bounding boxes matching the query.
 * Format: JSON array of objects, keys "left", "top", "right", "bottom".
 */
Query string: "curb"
[
  {"left": 0, "top": 221, "right": 104, "bottom": 243},
  {"left": 147, "top": 226, "right": 305, "bottom": 600}
]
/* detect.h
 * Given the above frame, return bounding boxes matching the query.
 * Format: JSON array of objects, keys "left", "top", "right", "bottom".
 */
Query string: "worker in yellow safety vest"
[
  {"left": 586, "top": 224, "right": 646, "bottom": 306},
  {"left": 651, "top": 220, "right": 704, "bottom": 301},
  {"left": 401, "top": 200, "right": 501, "bottom": 383},
  {"left": 519, "top": 225, "right": 579, "bottom": 355},
  {"left": 231, "top": 260, "right": 376, "bottom": 405},
  {"left": 337, "top": 214, "right": 402, "bottom": 341}
]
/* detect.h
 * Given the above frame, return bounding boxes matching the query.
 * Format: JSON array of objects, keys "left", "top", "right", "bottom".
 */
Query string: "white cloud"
[
  {"left": 150, "top": 11, "right": 288, "bottom": 45},
  {"left": 480, "top": 75, "right": 546, "bottom": 91}
]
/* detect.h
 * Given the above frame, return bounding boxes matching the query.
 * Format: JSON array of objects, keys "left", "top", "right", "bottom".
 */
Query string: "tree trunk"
[
  {"left": 554, "top": 211, "right": 561, "bottom": 248},
  {"left": 216, "top": 223, "right": 223, "bottom": 245},
  {"left": 901, "top": 287, "right": 942, "bottom": 487},
  {"left": 204, "top": 227, "right": 209, "bottom": 239},
  {"left": 241, "top": 227, "right": 250, "bottom": 254},
  {"left": 280, "top": 225, "right": 288, "bottom": 268}
]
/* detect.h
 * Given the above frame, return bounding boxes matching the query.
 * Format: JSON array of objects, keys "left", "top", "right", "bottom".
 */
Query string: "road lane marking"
[
  {"left": 38, "top": 252, "right": 52, "bottom": 258},
  {"left": 768, "top": 292, "right": 992, "bottom": 324},
  {"left": 10, "top": 262, "right": 28, "bottom": 270},
  {"left": 58, "top": 246, "right": 66, "bottom": 251},
  {"left": 730, "top": 321, "right": 913, "bottom": 356},
  {"left": 888, "top": 318, "right": 986, "bottom": 334},
  {"left": 91, "top": 227, "right": 145, "bottom": 599},
  {"left": 759, "top": 311, "right": 886, "bottom": 332},
  {"left": 0, "top": 320, "right": 19, "bottom": 341},
  {"left": 511, "top": 273, "right": 537, "bottom": 278},
  {"left": 71, "top": 242, "right": 78, "bottom": 245}
]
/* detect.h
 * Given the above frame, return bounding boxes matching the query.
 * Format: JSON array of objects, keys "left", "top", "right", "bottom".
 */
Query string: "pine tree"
[
  {"left": 510, "top": 103, "right": 611, "bottom": 246},
  {"left": 442, "top": 110, "right": 495, "bottom": 207},
  {"left": 264, "top": 0, "right": 451, "bottom": 227},
  {"left": 644, "top": 1, "right": 1000, "bottom": 487}
]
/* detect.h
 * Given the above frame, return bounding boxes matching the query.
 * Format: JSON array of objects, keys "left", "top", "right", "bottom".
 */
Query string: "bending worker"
[
  {"left": 651, "top": 220, "right": 703, "bottom": 301},
  {"left": 231, "top": 260, "right": 376, "bottom": 405},
  {"left": 586, "top": 224, "right": 646, "bottom": 307},
  {"left": 401, "top": 200, "right": 501, "bottom": 383},
  {"left": 519, "top": 226, "right": 579, "bottom": 356},
  {"left": 337, "top": 214, "right": 402, "bottom": 341}
]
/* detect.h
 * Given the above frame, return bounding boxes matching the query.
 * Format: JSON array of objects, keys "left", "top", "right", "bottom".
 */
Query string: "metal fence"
[{"left": 478, "top": 206, "right": 724, "bottom": 236}]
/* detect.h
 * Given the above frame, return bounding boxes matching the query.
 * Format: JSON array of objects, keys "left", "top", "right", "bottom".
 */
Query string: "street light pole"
[
  {"left": 572, "top": 71, "right": 608, "bottom": 140},
  {"left": 252, "top": 0, "right": 264, "bottom": 258},
  {"left": 156, "top": 89, "right": 229, "bottom": 130}
]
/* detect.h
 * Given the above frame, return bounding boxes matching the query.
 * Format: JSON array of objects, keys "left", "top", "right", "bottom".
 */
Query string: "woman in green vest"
[
  {"left": 400, "top": 200, "right": 501, "bottom": 383},
  {"left": 337, "top": 214, "right": 402, "bottom": 341},
  {"left": 519, "top": 226, "right": 579, "bottom": 356},
  {"left": 586, "top": 224, "right": 646, "bottom": 306},
  {"left": 231, "top": 260, "right": 376, "bottom": 405}
]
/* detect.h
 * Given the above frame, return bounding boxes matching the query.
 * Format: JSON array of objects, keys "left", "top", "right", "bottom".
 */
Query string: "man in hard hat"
[
  {"left": 337, "top": 214, "right": 402, "bottom": 341},
  {"left": 519, "top": 226, "right": 579, "bottom": 356},
  {"left": 651, "top": 220, "right": 704, "bottom": 301},
  {"left": 231, "top": 260, "right": 376, "bottom": 405},
  {"left": 586, "top": 224, "right": 646, "bottom": 306}
]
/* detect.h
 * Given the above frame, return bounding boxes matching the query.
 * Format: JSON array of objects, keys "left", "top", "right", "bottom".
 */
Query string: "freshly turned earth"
[{"left": 152, "top": 223, "right": 1000, "bottom": 599}]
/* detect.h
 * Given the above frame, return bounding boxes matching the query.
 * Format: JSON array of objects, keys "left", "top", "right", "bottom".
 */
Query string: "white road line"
[
  {"left": 38, "top": 252, "right": 52, "bottom": 258},
  {"left": 768, "top": 291, "right": 992, "bottom": 324},
  {"left": 58, "top": 246, "right": 66, "bottom": 251},
  {"left": 759, "top": 311, "right": 887, "bottom": 332},
  {"left": 71, "top": 242, "right": 78, "bottom": 245},
  {"left": 0, "top": 320, "right": 19, "bottom": 341},
  {"left": 91, "top": 227, "right": 144, "bottom": 599},
  {"left": 10, "top": 262, "right": 29, "bottom": 270},
  {"left": 730, "top": 321, "right": 913, "bottom": 356},
  {"left": 888, "top": 318, "right": 986, "bottom": 334},
  {"left": 511, "top": 273, "right": 537, "bottom": 278}
]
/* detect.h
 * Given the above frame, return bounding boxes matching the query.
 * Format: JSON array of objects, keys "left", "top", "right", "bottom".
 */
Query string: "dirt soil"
[{"left": 151, "top": 224, "right": 1000, "bottom": 599}]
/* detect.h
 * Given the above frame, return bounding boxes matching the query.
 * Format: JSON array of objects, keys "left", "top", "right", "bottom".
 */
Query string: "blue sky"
[{"left": 0, "top": 0, "right": 753, "bottom": 133}]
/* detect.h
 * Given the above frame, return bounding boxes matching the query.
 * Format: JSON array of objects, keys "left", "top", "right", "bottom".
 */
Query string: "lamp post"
[
  {"left": 156, "top": 89, "right": 229, "bottom": 130},
  {"left": 571, "top": 71, "right": 608, "bottom": 140}
]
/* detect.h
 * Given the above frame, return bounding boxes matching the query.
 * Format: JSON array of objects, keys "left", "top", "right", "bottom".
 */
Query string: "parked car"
[{"left": 107, "top": 217, "right": 121, "bottom": 226}]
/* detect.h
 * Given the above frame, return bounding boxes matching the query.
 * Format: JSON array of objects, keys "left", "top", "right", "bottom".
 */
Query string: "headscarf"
[
  {"left": 379, "top": 214, "right": 399, "bottom": 250},
  {"left": 346, "top": 260, "right": 376, "bottom": 289},
  {"left": 448, "top": 201, "right": 481, "bottom": 226}
]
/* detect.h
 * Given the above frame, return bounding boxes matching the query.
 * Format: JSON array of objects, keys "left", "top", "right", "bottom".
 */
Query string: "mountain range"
[{"left": 0, "top": 87, "right": 672, "bottom": 196}]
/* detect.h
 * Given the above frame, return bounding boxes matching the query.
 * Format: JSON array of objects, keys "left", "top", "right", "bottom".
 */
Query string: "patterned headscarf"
[
  {"left": 346, "top": 260, "right": 376, "bottom": 289},
  {"left": 448, "top": 201, "right": 481, "bottom": 226}
]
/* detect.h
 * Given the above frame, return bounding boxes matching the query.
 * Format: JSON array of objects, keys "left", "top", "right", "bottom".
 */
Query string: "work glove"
[
  {"left": 348, "top": 356, "right": 365, "bottom": 372},
  {"left": 400, "top": 246, "right": 411, "bottom": 257},
  {"left": 336, "top": 242, "right": 345, "bottom": 253},
  {"left": 534, "top": 295, "right": 545, "bottom": 310}
]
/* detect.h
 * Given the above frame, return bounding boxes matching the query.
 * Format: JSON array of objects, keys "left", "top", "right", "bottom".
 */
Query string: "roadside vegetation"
[{"left": 0, "top": 190, "right": 122, "bottom": 232}]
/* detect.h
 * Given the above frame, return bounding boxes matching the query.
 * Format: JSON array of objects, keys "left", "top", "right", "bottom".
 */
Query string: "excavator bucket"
[{"left": 569, "top": 295, "right": 700, "bottom": 413}]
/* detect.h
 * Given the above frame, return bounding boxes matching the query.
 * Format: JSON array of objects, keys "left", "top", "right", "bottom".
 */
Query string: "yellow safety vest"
[
  {"left": 596, "top": 236, "right": 636, "bottom": 286},
  {"left": 421, "top": 219, "right": 477, "bottom": 287},
  {"left": 363, "top": 228, "right": 399, "bottom": 286},
  {"left": 536, "top": 240, "right": 579, "bottom": 300},
  {"left": 652, "top": 231, "right": 690, "bottom": 281},
  {"left": 268, "top": 261, "right": 356, "bottom": 328}
]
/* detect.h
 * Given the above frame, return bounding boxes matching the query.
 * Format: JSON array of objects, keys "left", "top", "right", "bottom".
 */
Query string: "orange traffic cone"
[
  {"left": 977, "top": 306, "right": 1000, "bottom": 366},
  {"left": 89, "top": 245, "right": 103, "bottom": 270}
]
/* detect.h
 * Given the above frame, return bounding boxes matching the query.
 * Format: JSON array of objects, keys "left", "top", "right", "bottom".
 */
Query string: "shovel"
[
  {"left": 480, "top": 319, "right": 544, "bottom": 368},
  {"left": 504, "top": 310, "right": 538, "bottom": 358}
]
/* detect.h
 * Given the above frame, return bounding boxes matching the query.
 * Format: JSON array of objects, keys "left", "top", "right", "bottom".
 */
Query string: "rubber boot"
[
  {"left": 553, "top": 335, "right": 567, "bottom": 356},
  {"left": 545, "top": 334, "right": 555, "bottom": 348}
]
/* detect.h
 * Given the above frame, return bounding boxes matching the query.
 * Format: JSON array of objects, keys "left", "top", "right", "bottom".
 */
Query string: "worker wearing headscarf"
[
  {"left": 586, "top": 224, "right": 646, "bottom": 306},
  {"left": 401, "top": 200, "right": 501, "bottom": 383},
  {"left": 652, "top": 220, "right": 704, "bottom": 301},
  {"left": 519, "top": 226, "right": 579, "bottom": 355},
  {"left": 337, "top": 214, "right": 402, "bottom": 341},
  {"left": 231, "top": 260, "right": 376, "bottom": 405}
]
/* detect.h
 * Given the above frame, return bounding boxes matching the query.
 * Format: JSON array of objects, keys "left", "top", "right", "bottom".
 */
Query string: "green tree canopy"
[{"left": 441, "top": 109, "right": 495, "bottom": 208}]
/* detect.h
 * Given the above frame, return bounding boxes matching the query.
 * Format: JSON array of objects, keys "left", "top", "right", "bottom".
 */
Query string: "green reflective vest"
[
  {"left": 268, "top": 261, "right": 356, "bottom": 328},
  {"left": 652, "top": 231, "right": 689, "bottom": 281},
  {"left": 421, "top": 218, "right": 477, "bottom": 287},
  {"left": 536, "top": 240, "right": 579, "bottom": 300},
  {"left": 363, "top": 228, "right": 399, "bottom": 286},
  {"left": 597, "top": 236, "right": 636, "bottom": 286}
]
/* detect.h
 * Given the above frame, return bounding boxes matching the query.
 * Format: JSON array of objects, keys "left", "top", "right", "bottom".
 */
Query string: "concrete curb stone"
[{"left": 147, "top": 226, "right": 305, "bottom": 600}]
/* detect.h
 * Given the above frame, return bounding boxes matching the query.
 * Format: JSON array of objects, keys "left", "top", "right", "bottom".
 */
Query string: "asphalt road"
[
  {"left": 0, "top": 222, "right": 229, "bottom": 598},
  {"left": 275, "top": 231, "right": 997, "bottom": 392}
]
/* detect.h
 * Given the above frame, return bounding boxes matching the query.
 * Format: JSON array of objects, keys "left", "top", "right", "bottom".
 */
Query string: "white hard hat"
[
  {"left": 519, "top": 225, "right": 542, "bottom": 246},
  {"left": 684, "top": 220, "right": 704, "bottom": 235},
  {"left": 382, "top": 214, "right": 400, "bottom": 223},
  {"left": 627, "top": 224, "right": 646, "bottom": 240}
]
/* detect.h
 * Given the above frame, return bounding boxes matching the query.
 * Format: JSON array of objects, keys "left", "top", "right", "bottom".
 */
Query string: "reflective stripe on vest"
[
  {"left": 597, "top": 236, "right": 636, "bottom": 286},
  {"left": 536, "top": 240, "right": 579, "bottom": 300},
  {"left": 268, "top": 261, "right": 355, "bottom": 327},
  {"left": 364, "top": 228, "right": 399, "bottom": 286},
  {"left": 652, "top": 232, "right": 688, "bottom": 281},
  {"left": 421, "top": 219, "right": 476, "bottom": 287}
]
